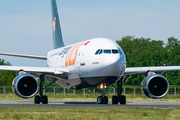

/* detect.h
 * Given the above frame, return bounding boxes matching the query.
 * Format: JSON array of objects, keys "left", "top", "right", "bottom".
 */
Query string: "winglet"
[{"left": 51, "top": 0, "right": 65, "bottom": 49}]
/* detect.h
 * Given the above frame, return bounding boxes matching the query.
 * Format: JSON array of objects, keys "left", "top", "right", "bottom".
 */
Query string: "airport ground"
[
  {"left": 0, "top": 94, "right": 180, "bottom": 119},
  {"left": 0, "top": 105, "right": 180, "bottom": 120}
]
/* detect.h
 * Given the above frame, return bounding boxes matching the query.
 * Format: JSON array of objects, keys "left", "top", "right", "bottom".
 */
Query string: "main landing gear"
[
  {"left": 34, "top": 75, "right": 48, "bottom": 104},
  {"left": 112, "top": 78, "right": 126, "bottom": 104},
  {"left": 97, "top": 83, "right": 108, "bottom": 104}
]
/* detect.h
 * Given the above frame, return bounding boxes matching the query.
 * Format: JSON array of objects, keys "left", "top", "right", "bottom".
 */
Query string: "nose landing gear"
[
  {"left": 97, "top": 83, "right": 108, "bottom": 104},
  {"left": 97, "top": 96, "right": 108, "bottom": 104}
]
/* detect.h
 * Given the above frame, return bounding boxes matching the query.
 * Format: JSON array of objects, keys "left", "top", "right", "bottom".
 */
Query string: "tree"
[
  {"left": 116, "top": 36, "right": 177, "bottom": 85},
  {"left": 165, "top": 37, "right": 180, "bottom": 85},
  {"left": 0, "top": 59, "right": 16, "bottom": 86}
]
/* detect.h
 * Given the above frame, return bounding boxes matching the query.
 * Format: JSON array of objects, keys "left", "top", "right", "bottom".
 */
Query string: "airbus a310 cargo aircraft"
[{"left": 0, "top": 0, "right": 180, "bottom": 104}]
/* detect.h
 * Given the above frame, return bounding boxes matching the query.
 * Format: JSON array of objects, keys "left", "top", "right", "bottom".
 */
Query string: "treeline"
[
  {"left": 116, "top": 36, "right": 180, "bottom": 85},
  {"left": 0, "top": 59, "right": 16, "bottom": 86},
  {"left": 1, "top": 36, "right": 180, "bottom": 86}
]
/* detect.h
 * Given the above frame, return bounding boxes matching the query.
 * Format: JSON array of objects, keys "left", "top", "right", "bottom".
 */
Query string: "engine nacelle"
[
  {"left": 141, "top": 74, "right": 169, "bottom": 99},
  {"left": 12, "top": 74, "right": 39, "bottom": 98}
]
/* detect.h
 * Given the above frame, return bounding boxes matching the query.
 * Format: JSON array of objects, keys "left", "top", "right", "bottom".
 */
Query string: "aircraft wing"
[
  {"left": 0, "top": 52, "right": 47, "bottom": 60},
  {"left": 124, "top": 66, "right": 180, "bottom": 75},
  {"left": 0, "top": 65, "right": 69, "bottom": 76}
]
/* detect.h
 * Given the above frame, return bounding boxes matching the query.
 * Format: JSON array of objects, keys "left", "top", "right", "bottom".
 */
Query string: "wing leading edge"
[
  {"left": 0, "top": 65, "right": 69, "bottom": 76},
  {"left": 124, "top": 66, "right": 180, "bottom": 75}
]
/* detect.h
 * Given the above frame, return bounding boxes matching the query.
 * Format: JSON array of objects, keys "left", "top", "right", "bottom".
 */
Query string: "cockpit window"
[
  {"left": 104, "top": 50, "right": 111, "bottom": 54},
  {"left": 99, "top": 49, "right": 102, "bottom": 54},
  {"left": 95, "top": 49, "right": 100, "bottom": 55},
  {"left": 112, "top": 49, "right": 119, "bottom": 54},
  {"left": 118, "top": 48, "right": 123, "bottom": 55},
  {"left": 95, "top": 49, "right": 120, "bottom": 55}
]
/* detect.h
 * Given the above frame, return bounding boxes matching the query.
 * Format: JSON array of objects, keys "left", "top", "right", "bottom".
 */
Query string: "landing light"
[
  {"left": 100, "top": 84, "right": 103, "bottom": 89},
  {"left": 100, "top": 83, "right": 107, "bottom": 89},
  {"left": 104, "top": 83, "right": 107, "bottom": 88}
]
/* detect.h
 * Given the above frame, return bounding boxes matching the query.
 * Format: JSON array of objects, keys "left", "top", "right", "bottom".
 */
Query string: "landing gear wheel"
[
  {"left": 34, "top": 95, "right": 40, "bottom": 104},
  {"left": 42, "top": 95, "right": 48, "bottom": 104},
  {"left": 97, "top": 96, "right": 103, "bottom": 104},
  {"left": 34, "top": 75, "right": 49, "bottom": 104},
  {"left": 112, "top": 78, "right": 127, "bottom": 105},
  {"left": 120, "top": 95, "right": 126, "bottom": 104},
  {"left": 112, "top": 95, "right": 118, "bottom": 104},
  {"left": 103, "top": 96, "right": 108, "bottom": 104}
]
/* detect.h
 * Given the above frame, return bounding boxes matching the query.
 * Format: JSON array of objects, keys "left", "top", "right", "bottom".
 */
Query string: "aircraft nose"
[
  {"left": 103, "top": 54, "right": 125, "bottom": 77},
  {"left": 106, "top": 55, "right": 120, "bottom": 65}
]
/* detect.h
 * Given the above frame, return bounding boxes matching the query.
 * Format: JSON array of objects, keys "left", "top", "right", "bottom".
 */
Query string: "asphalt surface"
[{"left": 0, "top": 100, "right": 180, "bottom": 108}]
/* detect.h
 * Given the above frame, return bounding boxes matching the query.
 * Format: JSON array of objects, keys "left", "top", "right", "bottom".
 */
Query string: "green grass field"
[{"left": 0, "top": 107, "right": 179, "bottom": 120}]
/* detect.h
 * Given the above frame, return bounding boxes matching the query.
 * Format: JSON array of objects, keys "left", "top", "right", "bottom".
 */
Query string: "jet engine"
[
  {"left": 141, "top": 74, "right": 169, "bottom": 99},
  {"left": 12, "top": 74, "right": 39, "bottom": 98}
]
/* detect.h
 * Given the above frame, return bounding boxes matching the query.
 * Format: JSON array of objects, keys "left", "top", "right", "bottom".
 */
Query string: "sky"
[{"left": 0, "top": 0, "right": 180, "bottom": 67}]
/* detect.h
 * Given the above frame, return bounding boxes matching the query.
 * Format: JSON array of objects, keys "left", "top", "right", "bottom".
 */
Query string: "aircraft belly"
[
  {"left": 56, "top": 76, "right": 119, "bottom": 89},
  {"left": 81, "top": 62, "right": 124, "bottom": 78},
  {"left": 57, "top": 61, "right": 125, "bottom": 89}
]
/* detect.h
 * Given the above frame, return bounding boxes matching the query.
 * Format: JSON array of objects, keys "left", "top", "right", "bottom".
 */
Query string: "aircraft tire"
[
  {"left": 120, "top": 95, "right": 126, "bottom": 104},
  {"left": 112, "top": 95, "right": 118, "bottom": 104},
  {"left": 34, "top": 95, "right": 40, "bottom": 104},
  {"left": 42, "top": 95, "right": 48, "bottom": 104},
  {"left": 103, "top": 96, "right": 108, "bottom": 104},
  {"left": 97, "top": 96, "right": 103, "bottom": 104}
]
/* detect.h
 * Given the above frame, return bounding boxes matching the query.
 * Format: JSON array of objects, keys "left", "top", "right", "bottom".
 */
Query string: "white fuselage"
[{"left": 47, "top": 38, "right": 126, "bottom": 89}]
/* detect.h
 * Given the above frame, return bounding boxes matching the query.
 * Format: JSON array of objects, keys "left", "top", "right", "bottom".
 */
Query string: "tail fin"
[{"left": 51, "top": 0, "right": 65, "bottom": 49}]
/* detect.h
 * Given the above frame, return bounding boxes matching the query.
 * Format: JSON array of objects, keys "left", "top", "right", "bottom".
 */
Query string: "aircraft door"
[
  {"left": 79, "top": 42, "right": 92, "bottom": 74},
  {"left": 80, "top": 42, "right": 91, "bottom": 66}
]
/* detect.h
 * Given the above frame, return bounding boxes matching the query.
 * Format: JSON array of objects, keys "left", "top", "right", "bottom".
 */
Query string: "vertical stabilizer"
[{"left": 51, "top": 0, "right": 65, "bottom": 49}]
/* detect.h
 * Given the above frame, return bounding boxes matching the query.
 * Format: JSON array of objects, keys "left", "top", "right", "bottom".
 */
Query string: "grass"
[
  {"left": 1, "top": 93, "right": 180, "bottom": 102},
  {"left": 0, "top": 107, "right": 179, "bottom": 120}
]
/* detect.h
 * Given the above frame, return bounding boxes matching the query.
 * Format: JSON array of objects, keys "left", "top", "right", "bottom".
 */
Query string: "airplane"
[{"left": 0, "top": 0, "right": 180, "bottom": 104}]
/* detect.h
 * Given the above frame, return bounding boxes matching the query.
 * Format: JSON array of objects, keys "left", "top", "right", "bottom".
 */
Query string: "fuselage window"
[
  {"left": 104, "top": 49, "right": 111, "bottom": 54},
  {"left": 112, "top": 49, "right": 119, "bottom": 54},
  {"left": 95, "top": 49, "right": 100, "bottom": 55}
]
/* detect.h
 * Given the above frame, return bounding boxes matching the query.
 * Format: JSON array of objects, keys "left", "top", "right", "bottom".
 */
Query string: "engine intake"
[
  {"left": 12, "top": 74, "right": 39, "bottom": 98},
  {"left": 141, "top": 74, "right": 169, "bottom": 99}
]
